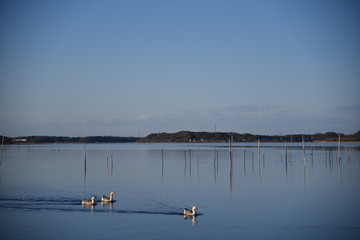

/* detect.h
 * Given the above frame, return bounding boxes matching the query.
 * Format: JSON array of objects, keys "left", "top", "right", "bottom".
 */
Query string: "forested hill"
[
  {"left": 2, "top": 131, "right": 359, "bottom": 144},
  {"left": 140, "top": 131, "right": 360, "bottom": 143}
]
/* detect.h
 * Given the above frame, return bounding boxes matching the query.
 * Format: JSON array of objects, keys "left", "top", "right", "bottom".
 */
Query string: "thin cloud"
[
  {"left": 226, "top": 104, "right": 279, "bottom": 113},
  {"left": 203, "top": 103, "right": 280, "bottom": 118},
  {"left": 328, "top": 104, "right": 360, "bottom": 113}
]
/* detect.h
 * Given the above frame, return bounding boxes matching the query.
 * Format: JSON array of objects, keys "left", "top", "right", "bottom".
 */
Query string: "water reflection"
[
  {"left": 251, "top": 151, "right": 254, "bottom": 173},
  {"left": 184, "top": 150, "right": 187, "bottom": 177},
  {"left": 181, "top": 143, "right": 360, "bottom": 193},
  {"left": 243, "top": 149, "right": 246, "bottom": 176},
  {"left": 196, "top": 148, "right": 200, "bottom": 183},
  {"left": 2, "top": 144, "right": 360, "bottom": 200},
  {"left": 229, "top": 149, "right": 233, "bottom": 193},
  {"left": 102, "top": 202, "right": 114, "bottom": 215},
  {"left": 184, "top": 215, "right": 197, "bottom": 226},
  {"left": 0, "top": 134, "right": 4, "bottom": 166},
  {"left": 189, "top": 149, "right": 192, "bottom": 179},
  {"left": 106, "top": 147, "right": 114, "bottom": 180},
  {"left": 110, "top": 154, "right": 114, "bottom": 179},
  {"left": 337, "top": 158, "right": 342, "bottom": 190},
  {"left": 303, "top": 161, "right": 306, "bottom": 188},
  {"left": 213, "top": 147, "right": 219, "bottom": 184},
  {"left": 161, "top": 148, "right": 164, "bottom": 181},
  {"left": 82, "top": 204, "right": 95, "bottom": 214},
  {"left": 83, "top": 145, "right": 87, "bottom": 189},
  {"left": 106, "top": 146, "right": 109, "bottom": 175}
]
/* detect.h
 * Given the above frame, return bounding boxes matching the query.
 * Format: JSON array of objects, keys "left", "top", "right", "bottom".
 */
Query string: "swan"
[
  {"left": 183, "top": 206, "right": 198, "bottom": 216},
  {"left": 102, "top": 191, "right": 116, "bottom": 203},
  {"left": 82, "top": 196, "right": 96, "bottom": 205}
]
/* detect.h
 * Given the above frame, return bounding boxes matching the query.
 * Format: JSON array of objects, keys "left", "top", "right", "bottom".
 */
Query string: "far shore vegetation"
[{"left": 2, "top": 131, "right": 360, "bottom": 144}]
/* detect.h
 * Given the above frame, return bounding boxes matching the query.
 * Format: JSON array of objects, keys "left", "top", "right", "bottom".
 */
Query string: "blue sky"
[{"left": 1, "top": 0, "right": 359, "bottom": 137}]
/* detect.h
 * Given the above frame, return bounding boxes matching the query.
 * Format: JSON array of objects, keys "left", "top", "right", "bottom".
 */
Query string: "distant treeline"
[
  {"left": 2, "top": 136, "right": 140, "bottom": 144},
  {"left": 139, "top": 131, "right": 360, "bottom": 143},
  {"left": 2, "top": 131, "right": 360, "bottom": 144}
]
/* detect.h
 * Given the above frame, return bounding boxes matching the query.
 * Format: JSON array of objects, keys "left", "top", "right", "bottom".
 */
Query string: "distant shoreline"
[{"left": 2, "top": 130, "right": 359, "bottom": 145}]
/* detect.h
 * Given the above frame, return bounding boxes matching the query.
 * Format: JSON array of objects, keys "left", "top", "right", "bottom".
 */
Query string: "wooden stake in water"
[
  {"left": 285, "top": 141, "right": 288, "bottom": 177},
  {"left": 230, "top": 154, "right": 233, "bottom": 193}
]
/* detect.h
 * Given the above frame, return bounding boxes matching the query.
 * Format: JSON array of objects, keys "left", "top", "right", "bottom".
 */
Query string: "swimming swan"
[
  {"left": 102, "top": 191, "right": 116, "bottom": 202},
  {"left": 183, "top": 206, "right": 198, "bottom": 216},
  {"left": 82, "top": 196, "right": 96, "bottom": 205}
]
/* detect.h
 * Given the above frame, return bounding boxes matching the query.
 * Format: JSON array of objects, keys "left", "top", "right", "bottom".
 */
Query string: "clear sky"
[{"left": 1, "top": 0, "right": 359, "bottom": 137}]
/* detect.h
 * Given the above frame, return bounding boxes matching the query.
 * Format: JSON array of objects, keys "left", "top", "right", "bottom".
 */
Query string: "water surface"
[{"left": 1, "top": 143, "right": 359, "bottom": 239}]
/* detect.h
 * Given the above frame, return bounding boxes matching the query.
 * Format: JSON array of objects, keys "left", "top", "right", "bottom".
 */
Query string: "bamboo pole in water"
[
  {"left": 229, "top": 136, "right": 234, "bottom": 193},
  {"left": 258, "top": 139, "right": 261, "bottom": 183},
  {"left": 230, "top": 155, "right": 233, "bottom": 193},
  {"left": 285, "top": 141, "right": 288, "bottom": 173}
]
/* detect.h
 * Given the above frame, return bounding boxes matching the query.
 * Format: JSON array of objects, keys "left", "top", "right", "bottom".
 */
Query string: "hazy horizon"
[{"left": 1, "top": 0, "right": 359, "bottom": 137}]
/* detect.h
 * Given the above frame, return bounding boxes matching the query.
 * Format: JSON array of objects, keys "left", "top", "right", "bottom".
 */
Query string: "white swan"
[
  {"left": 183, "top": 206, "right": 198, "bottom": 216},
  {"left": 102, "top": 191, "right": 116, "bottom": 203},
  {"left": 82, "top": 196, "right": 96, "bottom": 205}
]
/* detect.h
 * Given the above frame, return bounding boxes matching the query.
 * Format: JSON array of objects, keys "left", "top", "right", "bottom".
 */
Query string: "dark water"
[{"left": 0, "top": 142, "right": 359, "bottom": 239}]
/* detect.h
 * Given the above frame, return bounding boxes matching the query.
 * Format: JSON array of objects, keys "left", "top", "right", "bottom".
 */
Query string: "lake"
[{"left": 0, "top": 142, "right": 359, "bottom": 239}]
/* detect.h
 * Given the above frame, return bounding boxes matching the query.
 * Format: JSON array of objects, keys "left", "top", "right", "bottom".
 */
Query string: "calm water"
[{"left": 0, "top": 142, "right": 359, "bottom": 240}]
